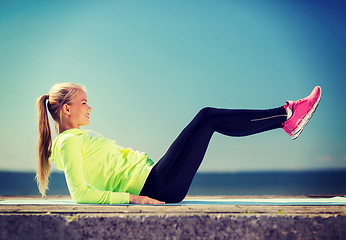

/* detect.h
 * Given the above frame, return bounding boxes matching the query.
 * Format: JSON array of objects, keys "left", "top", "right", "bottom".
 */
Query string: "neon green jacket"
[{"left": 50, "top": 128, "right": 155, "bottom": 204}]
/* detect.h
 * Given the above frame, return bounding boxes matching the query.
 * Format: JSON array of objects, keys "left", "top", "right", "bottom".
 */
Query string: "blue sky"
[{"left": 0, "top": 0, "right": 345, "bottom": 172}]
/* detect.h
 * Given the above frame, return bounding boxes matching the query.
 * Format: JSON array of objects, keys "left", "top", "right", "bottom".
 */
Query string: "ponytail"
[
  {"left": 36, "top": 94, "right": 51, "bottom": 196},
  {"left": 35, "top": 83, "right": 85, "bottom": 196}
]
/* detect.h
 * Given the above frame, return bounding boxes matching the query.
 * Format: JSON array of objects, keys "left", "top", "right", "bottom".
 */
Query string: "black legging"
[{"left": 140, "top": 106, "right": 287, "bottom": 203}]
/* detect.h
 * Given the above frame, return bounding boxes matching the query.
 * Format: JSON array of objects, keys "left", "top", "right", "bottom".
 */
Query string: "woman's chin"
[{"left": 80, "top": 121, "right": 90, "bottom": 126}]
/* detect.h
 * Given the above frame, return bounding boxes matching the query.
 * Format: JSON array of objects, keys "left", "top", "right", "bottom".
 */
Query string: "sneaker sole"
[{"left": 291, "top": 87, "right": 322, "bottom": 140}]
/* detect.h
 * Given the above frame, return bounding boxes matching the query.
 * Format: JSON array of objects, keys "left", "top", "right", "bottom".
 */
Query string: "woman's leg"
[
  {"left": 140, "top": 106, "right": 287, "bottom": 203},
  {"left": 140, "top": 86, "right": 322, "bottom": 203}
]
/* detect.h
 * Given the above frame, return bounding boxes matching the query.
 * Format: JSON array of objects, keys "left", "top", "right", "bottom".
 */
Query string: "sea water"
[{"left": 1, "top": 169, "right": 345, "bottom": 196}]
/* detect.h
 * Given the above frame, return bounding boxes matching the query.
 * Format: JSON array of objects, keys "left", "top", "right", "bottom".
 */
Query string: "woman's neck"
[{"left": 58, "top": 124, "right": 80, "bottom": 134}]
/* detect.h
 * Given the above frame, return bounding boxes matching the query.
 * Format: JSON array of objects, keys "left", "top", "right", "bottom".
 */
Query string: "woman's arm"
[{"left": 59, "top": 136, "right": 129, "bottom": 204}]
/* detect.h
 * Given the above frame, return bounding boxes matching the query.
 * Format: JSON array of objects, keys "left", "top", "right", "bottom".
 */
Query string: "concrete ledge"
[
  {"left": 2, "top": 214, "right": 346, "bottom": 240},
  {"left": 1, "top": 195, "right": 346, "bottom": 240}
]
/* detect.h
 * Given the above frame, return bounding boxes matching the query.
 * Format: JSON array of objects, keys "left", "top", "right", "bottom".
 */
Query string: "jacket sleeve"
[{"left": 59, "top": 135, "right": 130, "bottom": 204}]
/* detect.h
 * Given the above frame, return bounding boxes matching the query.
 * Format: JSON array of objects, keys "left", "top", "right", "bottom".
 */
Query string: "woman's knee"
[
  {"left": 196, "top": 107, "right": 216, "bottom": 123},
  {"left": 197, "top": 107, "right": 215, "bottom": 118}
]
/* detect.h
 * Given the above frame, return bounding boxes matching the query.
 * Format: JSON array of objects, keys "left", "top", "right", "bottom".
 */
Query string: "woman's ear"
[{"left": 61, "top": 103, "right": 71, "bottom": 116}]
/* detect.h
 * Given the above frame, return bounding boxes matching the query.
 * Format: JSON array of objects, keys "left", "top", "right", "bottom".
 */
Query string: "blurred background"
[{"left": 0, "top": 0, "right": 345, "bottom": 195}]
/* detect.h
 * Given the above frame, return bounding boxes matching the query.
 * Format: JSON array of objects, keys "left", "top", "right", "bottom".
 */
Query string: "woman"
[{"left": 36, "top": 83, "right": 322, "bottom": 204}]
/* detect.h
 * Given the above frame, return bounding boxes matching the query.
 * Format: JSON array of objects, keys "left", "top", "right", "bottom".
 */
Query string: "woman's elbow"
[{"left": 70, "top": 187, "right": 89, "bottom": 204}]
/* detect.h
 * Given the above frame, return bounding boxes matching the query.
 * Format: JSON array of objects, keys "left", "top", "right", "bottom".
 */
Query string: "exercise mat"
[{"left": 1, "top": 197, "right": 345, "bottom": 206}]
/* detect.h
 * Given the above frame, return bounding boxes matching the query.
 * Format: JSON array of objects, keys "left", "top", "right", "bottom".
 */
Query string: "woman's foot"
[{"left": 283, "top": 86, "right": 322, "bottom": 140}]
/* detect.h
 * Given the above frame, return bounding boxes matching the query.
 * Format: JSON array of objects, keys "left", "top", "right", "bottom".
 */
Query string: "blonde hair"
[{"left": 36, "top": 83, "right": 85, "bottom": 196}]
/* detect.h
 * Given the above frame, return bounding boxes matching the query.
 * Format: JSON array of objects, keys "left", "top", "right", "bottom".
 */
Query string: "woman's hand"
[{"left": 129, "top": 194, "right": 165, "bottom": 205}]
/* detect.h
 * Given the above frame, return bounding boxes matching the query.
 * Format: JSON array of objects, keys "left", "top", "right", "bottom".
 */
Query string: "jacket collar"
[{"left": 59, "top": 128, "right": 86, "bottom": 136}]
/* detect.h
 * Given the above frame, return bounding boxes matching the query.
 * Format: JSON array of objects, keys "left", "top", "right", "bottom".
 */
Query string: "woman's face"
[{"left": 67, "top": 90, "right": 92, "bottom": 128}]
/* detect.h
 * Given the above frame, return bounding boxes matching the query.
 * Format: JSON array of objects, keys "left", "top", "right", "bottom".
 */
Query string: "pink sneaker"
[{"left": 283, "top": 86, "right": 322, "bottom": 140}]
